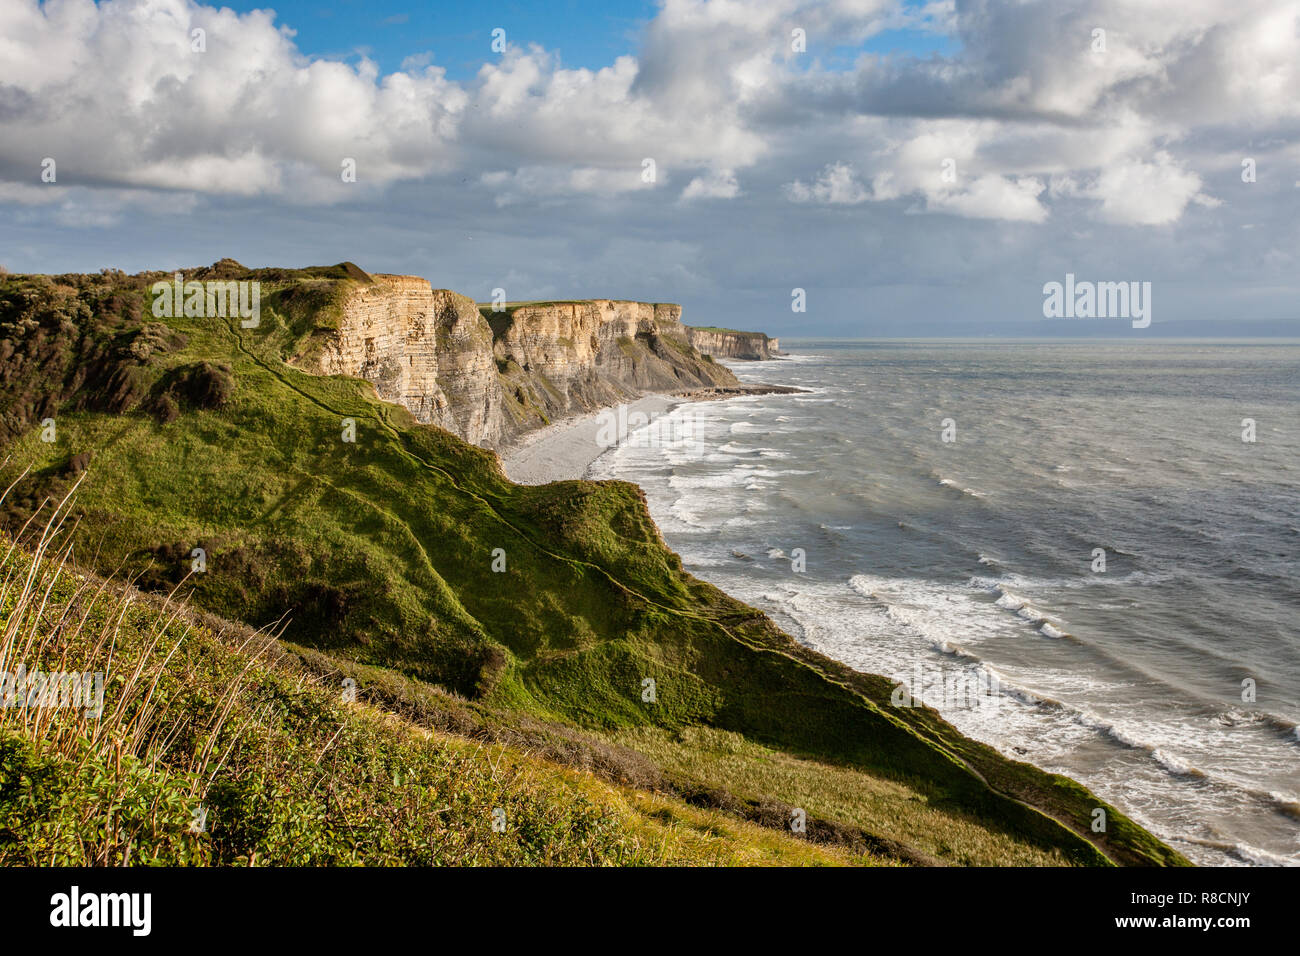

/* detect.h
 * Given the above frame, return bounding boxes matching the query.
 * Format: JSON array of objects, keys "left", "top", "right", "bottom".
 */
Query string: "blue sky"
[
  {"left": 1, "top": 0, "right": 1296, "bottom": 336},
  {"left": 213, "top": 1, "right": 958, "bottom": 79},
  {"left": 216, "top": 1, "right": 661, "bottom": 79}
]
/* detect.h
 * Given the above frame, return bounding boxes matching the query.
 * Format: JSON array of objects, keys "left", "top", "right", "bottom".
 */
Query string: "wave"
[
  {"left": 937, "top": 477, "right": 984, "bottom": 498},
  {"left": 667, "top": 471, "right": 749, "bottom": 490},
  {"left": 668, "top": 502, "right": 705, "bottom": 528},
  {"left": 1268, "top": 792, "right": 1300, "bottom": 820},
  {"left": 991, "top": 586, "right": 1076, "bottom": 640},
  {"left": 969, "top": 569, "right": 1176, "bottom": 592},
  {"left": 1062, "top": 708, "right": 1209, "bottom": 778},
  {"left": 845, "top": 575, "right": 1229, "bottom": 782},
  {"left": 1214, "top": 707, "right": 1300, "bottom": 744},
  {"left": 682, "top": 555, "right": 731, "bottom": 567},
  {"left": 1231, "top": 843, "right": 1296, "bottom": 867},
  {"left": 1176, "top": 835, "right": 1296, "bottom": 867}
]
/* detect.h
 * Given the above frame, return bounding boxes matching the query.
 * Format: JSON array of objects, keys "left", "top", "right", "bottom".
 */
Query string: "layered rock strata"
[
  {"left": 684, "top": 327, "right": 779, "bottom": 360},
  {"left": 319, "top": 277, "right": 745, "bottom": 447}
]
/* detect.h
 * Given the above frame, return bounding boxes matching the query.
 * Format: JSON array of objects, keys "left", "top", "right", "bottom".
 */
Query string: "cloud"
[
  {"left": 0, "top": 0, "right": 465, "bottom": 198},
  {"left": 3, "top": 0, "right": 1296, "bottom": 226},
  {"left": 467, "top": 42, "right": 765, "bottom": 202},
  {"left": 928, "top": 174, "right": 1048, "bottom": 223},
  {"left": 786, "top": 162, "right": 871, "bottom": 204},
  {"left": 1051, "top": 153, "right": 1215, "bottom": 225},
  {"left": 681, "top": 169, "right": 741, "bottom": 201},
  {"left": 479, "top": 165, "right": 657, "bottom": 206},
  {"left": 0, "top": 182, "right": 198, "bottom": 228}
]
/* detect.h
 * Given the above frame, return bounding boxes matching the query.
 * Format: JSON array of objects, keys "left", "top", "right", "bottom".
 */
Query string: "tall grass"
[
  {"left": 0, "top": 479, "right": 280, "bottom": 864},
  {"left": 0, "top": 484, "right": 859, "bottom": 866}
]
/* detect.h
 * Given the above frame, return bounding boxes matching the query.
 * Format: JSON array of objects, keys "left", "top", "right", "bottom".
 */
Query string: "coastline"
[{"left": 496, "top": 384, "right": 801, "bottom": 485}]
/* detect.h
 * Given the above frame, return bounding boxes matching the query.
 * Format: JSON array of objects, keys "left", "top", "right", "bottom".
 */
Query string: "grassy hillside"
[
  {"left": 0, "top": 525, "right": 860, "bottom": 865},
  {"left": 0, "top": 264, "right": 1189, "bottom": 866}
]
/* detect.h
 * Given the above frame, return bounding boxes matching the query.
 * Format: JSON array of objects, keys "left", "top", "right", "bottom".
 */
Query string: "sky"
[{"left": 1, "top": 0, "right": 1297, "bottom": 337}]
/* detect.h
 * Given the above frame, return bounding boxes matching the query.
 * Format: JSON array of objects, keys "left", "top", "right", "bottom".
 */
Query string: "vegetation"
[
  {"left": 476, "top": 299, "right": 678, "bottom": 315},
  {"left": 0, "top": 516, "right": 858, "bottom": 865},
  {"left": 0, "top": 264, "right": 1189, "bottom": 866},
  {"left": 684, "top": 326, "right": 774, "bottom": 339}
]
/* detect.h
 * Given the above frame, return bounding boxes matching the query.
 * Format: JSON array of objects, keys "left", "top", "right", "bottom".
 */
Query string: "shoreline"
[{"left": 496, "top": 384, "right": 801, "bottom": 485}]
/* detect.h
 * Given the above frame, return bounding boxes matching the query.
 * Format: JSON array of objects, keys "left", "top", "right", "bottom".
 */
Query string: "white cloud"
[
  {"left": 480, "top": 165, "right": 658, "bottom": 206},
  {"left": 681, "top": 170, "right": 741, "bottom": 201},
  {"left": 1052, "top": 153, "right": 1215, "bottom": 226},
  {"left": 785, "top": 127, "right": 1048, "bottom": 222},
  {"left": 0, "top": 0, "right": 1296, "bottom": 235},
  {"left": 786, "top": 162, "right": 871, "bottom": 204},
  {"left": 0, "top": 0, "right": 464, "bottom": 197},
  {"left": 929, "top": 175, "right": 1048, "bottom": 223}
]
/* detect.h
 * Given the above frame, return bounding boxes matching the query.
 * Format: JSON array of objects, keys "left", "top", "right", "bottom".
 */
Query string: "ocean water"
[{"left": 589, "top": 341, "right": 1300, "bottom": 866}]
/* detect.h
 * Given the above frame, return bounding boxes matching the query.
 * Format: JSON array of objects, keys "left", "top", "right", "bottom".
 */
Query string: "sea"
[{"left": 588, "top": 340, "right": 1300, "bottom": 866}]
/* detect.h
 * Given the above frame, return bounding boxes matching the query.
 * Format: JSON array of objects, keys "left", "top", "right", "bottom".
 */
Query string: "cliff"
[
  {"left": 317, "top": 275, "right": 506, "bottom": 445},
  {"left": 318, "top": 276, "right": 739, "bottom": 447},
  {"left": 685, "top": 326, "right": 779, "bottom": 360}
]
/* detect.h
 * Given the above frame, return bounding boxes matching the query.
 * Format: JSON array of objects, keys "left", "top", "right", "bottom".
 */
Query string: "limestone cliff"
[
  {"left": 320, "top": 276, "right": 739, "bottom": 447},
  {"left": 317, "top": 275, "right": 506, "bottom": 446},
  {"left": 685, "top": 327, "right": 779, "bottom": 360}
]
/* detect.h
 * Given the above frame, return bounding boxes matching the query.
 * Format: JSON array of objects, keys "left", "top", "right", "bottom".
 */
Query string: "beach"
[
  {"left": 496, "top": 385, "right": 800, "bottom": 484},
  {"left": 496, "top": 395, "right": 681, "bottom": 484}
]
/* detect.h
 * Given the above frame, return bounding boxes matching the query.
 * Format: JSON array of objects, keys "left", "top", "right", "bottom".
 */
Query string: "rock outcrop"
[
  {"left": 318, "top": 275, "right": 506, "bottom": 446},
  {"left": 685, "top": 327, "right": 779, "bottom": 360},
  {"left": 320, "top": 276, "right": 741, "bottom": 447}
]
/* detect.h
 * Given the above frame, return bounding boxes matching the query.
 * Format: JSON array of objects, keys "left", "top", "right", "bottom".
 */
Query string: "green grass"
[
  {"left": 610, "top": 726, "right": 1076, "bottom": 866},
  {"left": 0, "top": 266, "right": 1190, "bottom": 866},
  {"left": 0, "top": 524, "right": 860, "bottom": 865},
  {"left": 476, "top": 299, "right": 678, "bottom": 312},
  {"left": 686, "top": 326, "right": 768, "bottom": 337}
]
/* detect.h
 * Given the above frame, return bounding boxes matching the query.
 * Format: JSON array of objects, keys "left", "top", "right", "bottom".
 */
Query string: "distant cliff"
[
  {"left": 317, "top": 275, "right": 739, "bottom": 447},
  {"left": 685, "top": 326, "right": 779, "bottom": 360}
]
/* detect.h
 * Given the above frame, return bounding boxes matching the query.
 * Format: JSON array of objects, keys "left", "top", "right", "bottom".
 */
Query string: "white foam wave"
[
  {"left": 1232, "top": 843, "right": 1296, "bottom": 867},
  {"left": 937, "top": 478, "right": 983, "bottom": 498}
]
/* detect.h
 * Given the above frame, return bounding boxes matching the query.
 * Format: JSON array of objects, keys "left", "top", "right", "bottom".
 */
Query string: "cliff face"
[
  {"left": 318, "top": 275, "right": 506, "bottom": 446},
  {"left": 320, "top": 276, "right": 739, "bottom": 447},
  {"left": 685, "top": 327, "right": 779, "bottom": 360}
]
